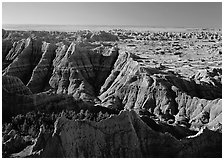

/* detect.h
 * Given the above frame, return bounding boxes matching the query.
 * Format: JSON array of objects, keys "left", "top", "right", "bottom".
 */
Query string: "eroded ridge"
[
  {"left": 2, "top": 29, "right": 222, "bottom": 158},
  {"left": 25, "top": 111, "right": 221, "bottom": 158}
]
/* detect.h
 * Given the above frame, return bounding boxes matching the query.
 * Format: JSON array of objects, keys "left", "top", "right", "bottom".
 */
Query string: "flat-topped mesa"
[
  {"left": 49, "top": 41, "right": 119, "bottom": 100},
  {"left": 3, "top": 38, "right": 44, "bottom": 85},
  {"left": 99, "top": 51, "right": 222, "bottom": 130}
]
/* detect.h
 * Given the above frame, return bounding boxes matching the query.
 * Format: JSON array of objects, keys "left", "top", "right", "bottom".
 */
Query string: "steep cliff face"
[
  {"left": 26, "top": 42, "right": 56, "bottom": 93},
  {"left": 28, "top": 111, "right": 221, "bottom": 158},
  {"left": 4, "top": 39, "right": 26, "bottom": 62},
  {"left": 3, "top": 38, "right": 43, "bottom": 85},
  {"left": 2, "top": 39, "right": 13, "bottom": 62},
  {"left": 3, "top": 75, "right": 32, "bottom": 95},
  {"left": 3, "top": 36, "right": 119, "bottom": 97},
  {"left": 2, "top": 37, "right": 119, "bottom": 122},
  {"left": 49, "top": 42, "right": 119, "bottom": 100}
]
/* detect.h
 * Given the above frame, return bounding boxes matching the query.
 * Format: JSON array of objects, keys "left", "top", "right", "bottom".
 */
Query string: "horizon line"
[{"left": 2, "top": 23, "right": 222, "bottom": 29}]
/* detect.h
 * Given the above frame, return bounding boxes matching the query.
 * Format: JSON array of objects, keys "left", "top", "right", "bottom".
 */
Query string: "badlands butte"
[{"left": 2, "top": 28, "right": 222, "bottom": 158}]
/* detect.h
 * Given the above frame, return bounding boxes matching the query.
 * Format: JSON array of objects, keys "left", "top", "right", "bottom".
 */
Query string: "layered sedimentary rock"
[
  {"left": 2, "top": 37, "right": 119, "bottom": 122},
  {"left": 28, "top": 110, "right": 221, "bottom": 158},
  {"left": 175, "top": 94, "right": 222, "bottom": 131},
  {"left": 4, "top": 39, "right": 26, "bottom": 62},
  {"left": 26, "top": 42, "right": 56, "bottom": 93},
  {"left": 99, "top": 52, "right": 222, "bottom": 129},
  {"left": 3, "top": 38, "right": 43, "bottom": 85},
  {"left": 49, "top": 42, "right": 119, "bottom": 101},
  {"left": 2, "top": 29, "right": 222, "bottom": 158},
  {"left": 3, "top": 75, "right": 32, "bottom": 95},
  {"left": 2, "top": 39, "right": 13, "bottom": 62}
]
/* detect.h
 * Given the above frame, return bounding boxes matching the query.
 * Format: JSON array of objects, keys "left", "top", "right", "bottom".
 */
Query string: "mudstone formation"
[{"left": 2, "top": 28, "right": 222, "bottom": 158}]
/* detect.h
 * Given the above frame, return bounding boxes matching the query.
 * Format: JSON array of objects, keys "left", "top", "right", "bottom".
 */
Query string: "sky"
[{"left": 2, "top": 2, "right": 222, "bottom": 28}]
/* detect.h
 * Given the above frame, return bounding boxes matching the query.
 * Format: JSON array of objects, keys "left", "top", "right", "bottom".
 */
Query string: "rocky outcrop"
[
  {"left": 49, "top": 42, "right": 119, "bottom": 100},
  {"left": 192, "top": 68, "right": 222, "bottom": 99},
  {"left": 26, "top": 42, "right": 56, "bottom": 93},
  {"left": 2, "top": 39, "right": 13, "bottom": 62},
  {"left": 4, "top": 39, "right": 26, "bottom": 62},
  {"left": 3, "top": 130, "right": 32, "bottom": 157},
  {"left": 2, "top": 39, "right": 119, "bottom": 121},
  {"left": 3, "top": 38, "right": 43, "bottom": 85},
  {"left": 99, "top": 52, "right": 222, "bottom": 129},
  {"left": 30, "top": 110, "right": 181, "bottom": 157},
  {"left": 28, "top": 110, "right": 221, "bottom": 158},
  {"left": 175, "top": 94, "right": 222, "bottom": 131},
  {"left": 3, "top": 75, "right": 32, "bottom": 95}
]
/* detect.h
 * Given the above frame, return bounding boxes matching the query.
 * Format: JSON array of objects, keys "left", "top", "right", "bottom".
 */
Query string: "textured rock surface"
[
  {"left": 2, "top": 29, "right": 222, "bottom": 158},
  {"left": 99, "top": 51, "right": 222, "bottom": 129},
  {"left": 3, "top": 38, "right": 43, "bottom": 85},
  {"left": 2, "top": 37, "right": 119, "bottom": 122},
  {"left": 49, "top": 42, "right": 119, "bottom": 100},
  {"left": 28, "top": 111, "right": 221, "bottom": 158},
  {"left": 4, "top": 39, "right": 26, "bottom": 62},
  {"left": 30, "top": 111, "right": 180, "bottom": 157},
  {"left": 26, "top": 42, "right": 56, "bottom": 93},
  {"left": 3, "top": 75, "right": 32, "bottom": 95},
  {"left": 2, "top": 39, "right": 13, "bottom": 62}
]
